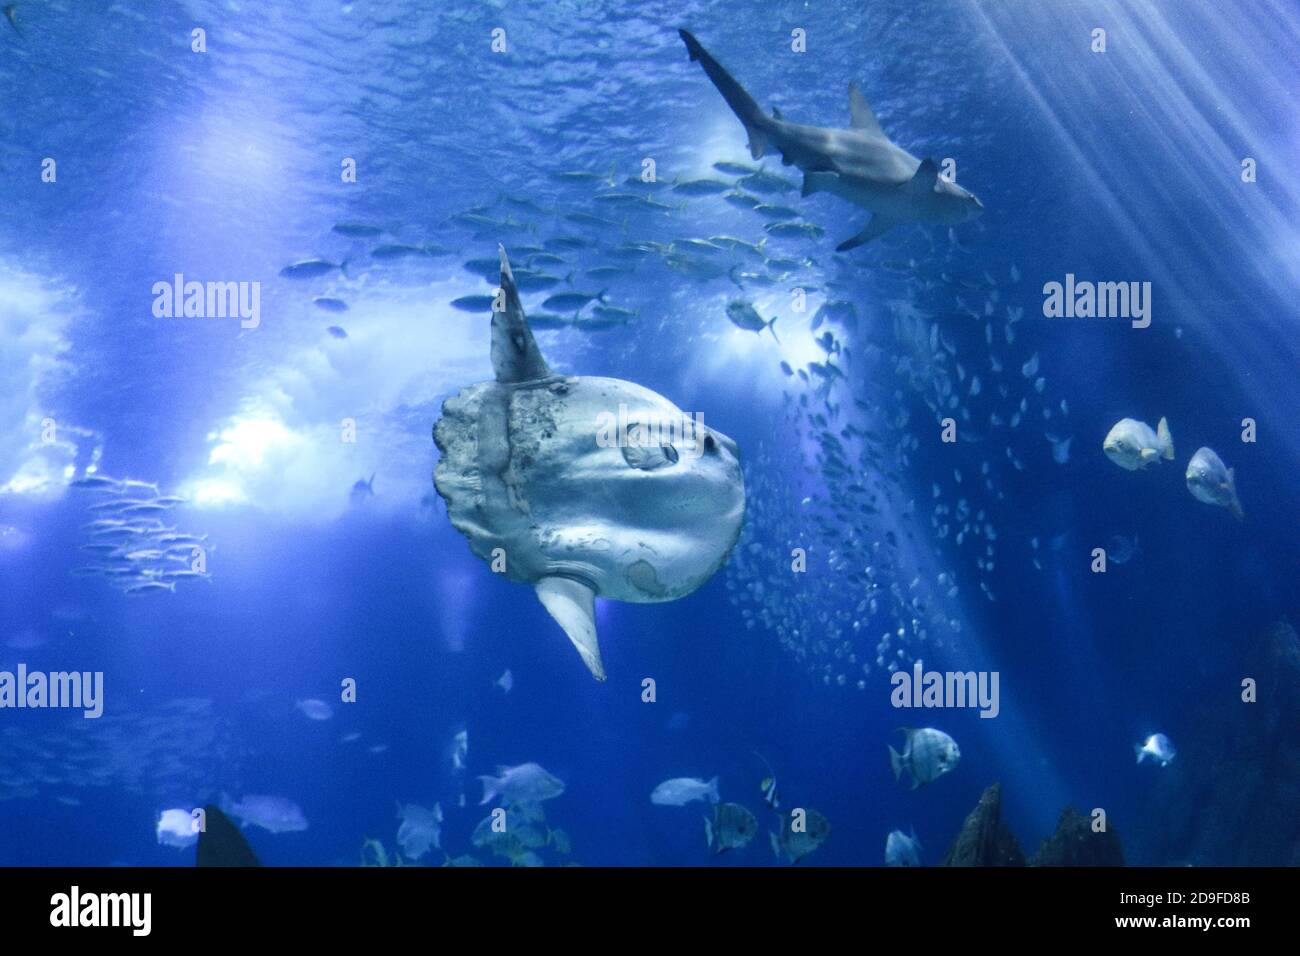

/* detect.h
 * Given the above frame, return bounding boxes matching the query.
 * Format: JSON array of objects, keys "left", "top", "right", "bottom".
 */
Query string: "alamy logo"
[
  {"left": 50, "top": 887, "right": 151, "bottom": 936},
  {"left": 595, "top": 404, "right": 706, "bottom": 460},
  {"left": 1042, "top": 273, "right": 1151, "bottom": 328},
  {"left": 890, "top": 660, "right": 1000, "bottom": 718},
  {"left": 152, "top": 274, "right": 261, "bottom": 329},
  {"left": 0, "top": 665, "right": 103, "bottom": 718}
]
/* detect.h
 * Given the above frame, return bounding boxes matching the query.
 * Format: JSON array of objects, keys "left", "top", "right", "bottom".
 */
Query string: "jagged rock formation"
[
  {"left": 941, "top": 783, "right": 1026, "bottom": 866},
  {"left": 1030, "top": 806, "right": 1124, "bottom": 866},
  {"left": 1135, "top": 618, "right": 1300, "bottom": 865},
  {"left": 196, "top": 806, "right": 260, "bottom": 867}
]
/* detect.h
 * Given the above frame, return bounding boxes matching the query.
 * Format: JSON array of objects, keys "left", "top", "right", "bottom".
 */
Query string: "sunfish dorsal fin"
[
  {"left": 847, "top": 82, "right": 884, "bottom": 135},
  {"left": 535, "top": 576, "right": 606, "bottom": 681},
  {"left": 905, "top": 158, "right": 939, "bottom": 196},
  {"left": 491, "top": 245, "right": 552, "bottom": 384}
]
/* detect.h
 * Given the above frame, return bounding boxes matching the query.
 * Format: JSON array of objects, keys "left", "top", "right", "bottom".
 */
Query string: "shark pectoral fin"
[
  {"left": 836, "top": 216, "right": 898, "bottom": 251},
  {"left": 905, "top": 158, "right": 940, "bottom": 196},
  {"left": 535, "top": 576, "right": 607, "bottom": 682},
  {"left": 847, "top": 82, "right": 884, "bottom": 135},
  {"left": 492, "top": 245, "right": 552, "bottom": 384}
]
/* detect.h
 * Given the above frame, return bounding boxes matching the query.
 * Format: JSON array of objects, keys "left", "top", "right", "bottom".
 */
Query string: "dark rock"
[
  {"left": 1135, "top": 618, "right": 1300, "bottom": 866},
  {"left": 1030, "top": 806, "right": 1124, "bottom": 866},
  {"left": 196, "top": 805, "right": 260, "bottom": 867},
  {"left": 941, "top": 783, "right": 1026, "bottom": 866}
]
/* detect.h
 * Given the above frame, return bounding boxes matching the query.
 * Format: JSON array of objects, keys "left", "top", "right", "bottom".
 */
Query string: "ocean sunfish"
[{"left": 433, "top": 246, "right": 746, "bottom": 681}]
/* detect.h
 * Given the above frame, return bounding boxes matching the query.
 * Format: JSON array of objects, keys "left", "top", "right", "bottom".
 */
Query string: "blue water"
[{"left": 0, "top": 0, "right": 1296, "bottom": 866}]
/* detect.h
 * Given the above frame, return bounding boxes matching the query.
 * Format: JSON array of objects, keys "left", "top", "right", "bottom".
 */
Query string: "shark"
[
  {"left": 679, "top": 29, "right": 983, "bottom": 250},
  {"left": 433, "top": 246, "right": 746, "bottom": 681}
]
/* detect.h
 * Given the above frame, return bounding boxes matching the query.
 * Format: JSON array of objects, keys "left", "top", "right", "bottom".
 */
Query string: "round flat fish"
[{"left": 434, "top": 246, "right": 746, "bottom": 681}]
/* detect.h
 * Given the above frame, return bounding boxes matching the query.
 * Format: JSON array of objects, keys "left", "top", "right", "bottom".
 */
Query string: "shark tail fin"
[
  {"left": 1157, "top": 417, "right": 1174, "bottom": 459},
  {"left": 535, "top": 576, "right": 606, "bottom": 681},
  {"left": 766, "top": 316, "right": 780, "bottom": 344},
  {"left": 707, "top": 776, "right": 721, "bottom": 804},
  {"left": 1135, "top": 745, "right": 1145, "bottom": 764},
  {"left": 679, "top": 30, "right": 772, "bottom": 159}
]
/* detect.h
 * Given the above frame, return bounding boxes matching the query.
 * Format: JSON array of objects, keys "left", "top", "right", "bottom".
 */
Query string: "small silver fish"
[
  {"left": 280, "top": 258, "right": 346, "bottom": 280},
  {"left": 885, "top": 829, "right": 922, "bottom": 866},
  {"left": 1136, "top": 733, "right": 1176, "bottom": 766},
  {"left": 705, "top": 802, "right": 758, "bottom": 854},
  {"left": 725, "top": 300, "right": 779, "bottom": 343},
  {"left": 1186, "top": 446, "right": 1243, "bottom": 520},
  {"left": 889, "top": 728, "right": 960, "bottom": 789},
  {"left": 650, "top": 776, "right": 719, "bottom": 806}
]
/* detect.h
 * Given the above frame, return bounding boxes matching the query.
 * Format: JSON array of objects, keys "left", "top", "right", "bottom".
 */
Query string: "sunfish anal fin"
[
  {"left": 535, "top": 576, "right": 607, "bottom": 682},
  {"left": 491, "top": 245, "right": 552, "bottom": 384}
]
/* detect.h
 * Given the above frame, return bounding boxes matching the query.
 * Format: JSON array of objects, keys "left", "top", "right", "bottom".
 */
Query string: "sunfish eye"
[{"left": 620, "top": 439, "right": 679, "bottom": 471}]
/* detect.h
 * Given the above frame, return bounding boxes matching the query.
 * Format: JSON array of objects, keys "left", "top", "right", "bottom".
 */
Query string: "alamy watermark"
[
  {"left": 50, "top": 886, "right": 150, "bottom": 936},
  {"left": 595, "top": 404, "right": 706, "bottom": 461},
  {"left": 152, "top": 274, "right": 260, "bottom": 329},
  {"left": 890, "top": 659, "right": 999, "bottom": 718},
  {"left": 0, "top": 665, "right": 103, "bottom": 718},
  {"left": 1042, "top": 273, "right": 1151, "bottom": 328}
]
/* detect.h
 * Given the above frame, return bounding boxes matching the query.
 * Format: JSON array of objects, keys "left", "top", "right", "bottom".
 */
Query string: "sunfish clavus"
[{"left": 433, "top": 246, "right": 746, "bottom": 681}]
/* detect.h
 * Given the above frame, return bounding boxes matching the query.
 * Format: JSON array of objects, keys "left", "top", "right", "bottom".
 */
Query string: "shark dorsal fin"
[
  {"left": 772, "top": 105, "right": 783, "bottom": 120},
  {"left": 847, "top": 82, "right": 883, "bottom": 135},
  {"left": 491, "top": 245, "right": 552, "bottom": 384},
  {"left": 906, "top": 158, "right": 939, "bottom": 195}
]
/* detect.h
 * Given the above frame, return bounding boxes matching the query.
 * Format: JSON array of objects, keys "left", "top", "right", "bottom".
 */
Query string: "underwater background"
[{"left": 0, "top": 0, "right": 1297, "bottom": 867}]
